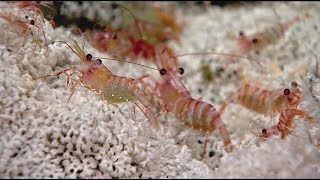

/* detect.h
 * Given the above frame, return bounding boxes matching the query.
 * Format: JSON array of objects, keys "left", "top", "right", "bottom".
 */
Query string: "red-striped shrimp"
[
  {"left": 139, "top": 44, "right": 232, "bottom": 159},
  {"left": 258, "top": 108, "right": 313, "bottom": 139},
  {"left": 32, "top": 40, "right": 160, "bottom": 128},
  {"left": 219, "top": 81, "right": 314, "bottom": 139},
  {"left": 228, "top": 13, "right": 311, "bottom": 62}
]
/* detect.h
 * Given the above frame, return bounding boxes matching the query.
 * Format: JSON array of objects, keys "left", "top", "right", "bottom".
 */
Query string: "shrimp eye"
[
  {"left": 291, "top": 81, "right": 298, "bottom": 88},
  {"left": 112, "top": 34, "right": 117, "bottom": 40},
  {"left": 262, "top": 129, "right": 267, "bottom": 134},
  {"left": 178, "top": 67, "right": 184, "bottom": 75},
  {"left": 30, "top": 20, "right": 35, "bottom": 25},
  {"left": 160, "top": 68, "right": 167, "bottom": 75},
  {"left": 283, "top": 88, "right": 290, "bottom": 96},
  {"left": 239, "top": 31, "right": 244, "bottom": 36},
  {"left": 25, "top": 15, "right": 29, "bottom": 19},
  {"left": 252, "top": 38, "right": 258, "bottom": 43},
  {"left": 86, "top": 54, "right": 93, "bottom": 60},
  {"left": 209, "top": 151, "right": 215, "bottom": 157},
  {"left": 96, "top": 59, "right": 102, "bottom": 65}
]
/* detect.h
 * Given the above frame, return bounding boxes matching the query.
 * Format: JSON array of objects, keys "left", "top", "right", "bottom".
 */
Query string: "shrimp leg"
[{"left": 278, "top": 108, "right": 314, "bottom": 138}]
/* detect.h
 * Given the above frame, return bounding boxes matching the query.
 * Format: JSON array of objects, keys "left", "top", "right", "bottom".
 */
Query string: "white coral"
[{"left": 1, "top": 1, "right": 320, "bottom": 179}]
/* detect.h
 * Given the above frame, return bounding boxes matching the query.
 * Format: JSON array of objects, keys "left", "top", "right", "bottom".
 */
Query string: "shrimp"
[
  {"left": 228, "top": 13, "right": 311, "bottom": 62},
  {"left": 0, "top": 11, "right": 47, "bottom": 49},
  {"left": 8, "top": 1, "right": 53, "bottom": 44},
  {"left": 32, "top": 40, "right": 160, "bottom": 128},
  {"left": 219, "top": 81, "right": 314, "bottom": 139},
  {"left": 256, "top": 108, "right": 314, "bottom": 140},
  {"left": 139, "top": 44, "right": 232, "bottom": 158},
  {"left": 88, "top": 2, "right": 181, "bottom": 61},
  {"left": 84, "top": 28, "right": 122, "bottom": 54}
]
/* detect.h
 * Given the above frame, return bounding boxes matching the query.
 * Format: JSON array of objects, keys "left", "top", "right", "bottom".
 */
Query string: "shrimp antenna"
[
  {"left": 53, "top": 40, "right": 82, "bottom": 57},
  {"left": 170, "top": 51, "right": 265, "bottom": 71},
  {"left": 100, "top": 2, "right": 143, "bottom": 40},
  {"left": 95, "top": 57, "right": 159, "bottom": 72}
]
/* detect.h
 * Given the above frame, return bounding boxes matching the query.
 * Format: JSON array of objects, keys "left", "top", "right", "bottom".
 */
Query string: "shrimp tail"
[{"left": 215, "top": 116, "right": 232, "bottom": 153}]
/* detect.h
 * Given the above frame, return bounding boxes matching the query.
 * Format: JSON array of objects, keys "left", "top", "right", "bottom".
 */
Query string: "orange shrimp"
[
  {"left": 84, "top": 28, "right": 122, "bottom": 54},
  {"left": 32, "top": 40, "right": 160, "bottom": 128},
  {"left": 257, "top": 108, "right": 313, "bottom": 140},
  {"left": 219, "top": 81, "right": 314, "bottom": 139},
  {"left": 228, "top": 13, "right": 311, "bottom": 62},
  {"left": 139, "top": 44, "right": 232, "bottom": 158}
]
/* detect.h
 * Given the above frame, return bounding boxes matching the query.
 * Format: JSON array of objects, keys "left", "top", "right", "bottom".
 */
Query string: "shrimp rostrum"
[
  {"left": 219, "top": 81, "right": 314, "bottom": 139},
  {"left": 32, "top": 40, "right": 159, "bottom": 128}
]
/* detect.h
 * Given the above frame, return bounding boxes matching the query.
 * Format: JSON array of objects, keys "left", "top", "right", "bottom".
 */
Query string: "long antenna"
[
  {"left": 95, "top": 56, "right": 159, "bottom": 71},
  {"left": 171, "top": 51, "right": 264, "bottom": 70}
]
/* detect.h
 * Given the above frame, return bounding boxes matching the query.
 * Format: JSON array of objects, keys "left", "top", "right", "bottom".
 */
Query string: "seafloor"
[{"left": 0, "top": 1, "right": 319, "bottom": 178}]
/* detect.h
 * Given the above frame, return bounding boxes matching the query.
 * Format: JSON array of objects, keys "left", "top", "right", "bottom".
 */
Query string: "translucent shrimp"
[
  {"left": 32, "top": 40, "right": 160, "bottom": 128},
  {"left": 88, "top": 2, "right": 181, "bottom": 61},
  {"left": 0, "top": 10, "right": 48, "bottom": 50},
  {"left": 219, "top": 81, "right": 314, "bottom": 139},
  {"left": 139, "top": 44, "right": 232, "bottom": 158},
  {"left": 228, "top": 13, "right": 311, "bottom": 62}
]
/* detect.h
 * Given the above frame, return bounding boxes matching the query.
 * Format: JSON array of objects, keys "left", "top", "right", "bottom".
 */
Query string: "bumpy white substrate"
[{"left": 0, "top": 1, "right": 319, "bottom": 178}]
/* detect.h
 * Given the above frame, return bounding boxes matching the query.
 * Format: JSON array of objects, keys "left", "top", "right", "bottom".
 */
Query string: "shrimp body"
[
  {"left": 83, "top": 64, "right": 158, "bottom": 127},
  {"left": 174, "top": 96, "right": 232, "bottom": 152},
  {"left": 101, "top": 76, "right": 139, "bottom": 104},
  {"left": 33, "top": 40, "right": 159, "bottom": 128},
  {"left": 229, "top": 13, "right": 310, "bottom": 61},
  {"left": 85, "top": 29, "right": 121, "bottom": 53},
  {"left": 0, "top": 13, "right": 29, "bottom": 33},
  {"left": 236, "top": 84, "right": 300, "bottom": 115},
  {"left": 155, "top": 78, "right": 232, "bottom": 153},
  {"left": 220, "top": 82, "right": 313, "bottom": 140},
  {"left": 140, "top": 44, "right": 232, "bottom": 154}
]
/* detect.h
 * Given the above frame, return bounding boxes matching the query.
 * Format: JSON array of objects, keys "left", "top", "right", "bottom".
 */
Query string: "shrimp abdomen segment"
[
  {"left": 102, "top": 75, "right": 159, "bottom": 128},
  {"left": 175, "top": 97, "right": 232, "bottom": 152},
  {"left": 102, "top": 76, "right": 136, "bottom": 103},
  {"left": 238, "top": 84, "right": 270, "bottom": 114}
]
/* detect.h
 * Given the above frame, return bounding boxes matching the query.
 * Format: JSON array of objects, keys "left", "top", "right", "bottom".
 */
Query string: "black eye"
[
  {"left": 239, "top": 31, "right": 244, "bottom": 36},
  {"left": 86, "top": 54, "right": 93, "bottom": 60},
  {"left": 160, "top": 68, "right": 166, "bottom": 75},
  {"left": 112, "top": 34, "right": 117, "bottom": 40},
  {"left": 209, "top": 151, "right": 215, "bottom": 157},
  {"left": 178, "top": 67, "right": 184, "bottom": 75},
  {"left": 283, "top": 88, "right": 290, "bottom": 96},
  {"left": 252, "top": 38, "right": 258, "bottom": 43},
  {"left": 291, "top": 81, "right": 298, "bottom": 88},
  {"left": 96, "top": 59, "right": 102, "bottom": 65},
  {"left": 262, "top": 129, "right": 267, "bottom": 134},
  {"left": 25, "top": 15, "right": 29, "bottom": 19},
  {"left": 30, "top": 20, "right": 35, "bottom": 25}
]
